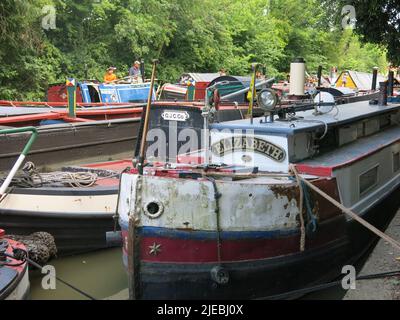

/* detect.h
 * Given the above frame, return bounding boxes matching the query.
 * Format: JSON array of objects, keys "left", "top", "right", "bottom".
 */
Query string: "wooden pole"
[
  {"left": 127, "top": 215, "right": 136, "bottom": 299},
  {"left": 138, "top": 59, "right": 158, "bottom": 174},
  {"left": 247, "top": 63, "right": 259, "bottom": 124}
]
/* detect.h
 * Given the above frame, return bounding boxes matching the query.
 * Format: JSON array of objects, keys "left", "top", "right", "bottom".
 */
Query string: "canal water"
[
  {"left": 29, "top": 247, "right": 346, "bottom": 300},
  {"left": 30, "top": 248, "right": 128, "bottom": 300}
]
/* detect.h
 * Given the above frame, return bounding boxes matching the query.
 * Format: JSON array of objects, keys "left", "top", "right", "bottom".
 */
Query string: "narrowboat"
[
  {"left": 158, "top": 73, "right": 255, "bottom": 102},
  {"left": 158, "top": 70, "right": 381, "bottom": 105},
  {"left": 0, "top": 106, "right": 143, "bottom": 172},
  {"left": 116, "top": 62, "right": 400, "bottom": 299},
  {"left": 0, "top": 100, "right": 259, "bottom": 172},
  {"left": 0, "top": 160, "right": 128, "bottom": 256},
  {"left": 0, "top": 229, "right": 30, "bottom": 300},
  {"left": 47, "top": 81, "right": 155, "bottom": 104}
]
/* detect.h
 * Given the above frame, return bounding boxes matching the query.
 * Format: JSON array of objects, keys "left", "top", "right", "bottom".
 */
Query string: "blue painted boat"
[{"left": 47, "top": 81, "right": 156, "bottom": 104}]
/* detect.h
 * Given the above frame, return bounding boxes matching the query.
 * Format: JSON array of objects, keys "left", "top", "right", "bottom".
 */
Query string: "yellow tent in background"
[{"left": 335, "top": 70, "right": 386, "bottom": 91}]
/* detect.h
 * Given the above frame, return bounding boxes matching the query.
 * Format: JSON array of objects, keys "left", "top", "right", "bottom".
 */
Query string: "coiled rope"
[{"left": 0, "top": 162, "right": 104, "bottom": 189}]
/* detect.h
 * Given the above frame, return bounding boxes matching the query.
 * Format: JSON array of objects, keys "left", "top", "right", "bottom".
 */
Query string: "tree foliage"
[
  {"left": 328, "top": 0, "right": 400, "bottom": 65},
  {"left": 0, "top": 0, "right": 391, "bottom": 100}
]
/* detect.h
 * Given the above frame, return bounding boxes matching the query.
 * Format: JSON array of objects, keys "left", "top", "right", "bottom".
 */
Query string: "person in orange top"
[{"left": 104, "top": 67, "right": 118, "bottom": 83}]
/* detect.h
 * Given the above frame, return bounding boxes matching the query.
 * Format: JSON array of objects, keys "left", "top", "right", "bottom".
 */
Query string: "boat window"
[
  {"left": 359, "top": 165, "right": 379, "bottom": 196},
  {"left": 393, "top": 152, "right": 400, "bottom": 173},
  {"left": 88, "top": 85, "right": 101, "bottom": 103}
]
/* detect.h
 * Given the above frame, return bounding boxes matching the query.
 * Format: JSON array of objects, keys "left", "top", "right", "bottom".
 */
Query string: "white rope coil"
[{"left": 32, "top": 171, "right": 98, "bottom": 188}]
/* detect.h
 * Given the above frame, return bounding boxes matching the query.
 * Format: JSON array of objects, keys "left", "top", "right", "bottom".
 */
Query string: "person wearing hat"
[
  {"left": 129, "top": 61, "right": 142, "bottom": 81},
  {"left": 104, "top": 66, "right": 118, "bottom": 83}
]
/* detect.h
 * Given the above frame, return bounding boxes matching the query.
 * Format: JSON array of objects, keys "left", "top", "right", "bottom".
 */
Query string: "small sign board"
[{"left": 161, "top": 110, "right": 190, "bottom": 122}]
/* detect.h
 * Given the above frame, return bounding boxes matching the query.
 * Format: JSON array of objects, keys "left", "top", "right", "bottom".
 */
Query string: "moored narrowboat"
[
  {"left": 0, "top": 160, "right": 130, "bottom": 256},
  {"left": 0, "top": 229, "right": 30, "bottom": 300},
  {"left": 116, "top": 72, "right": 400, "bottom": 299}
]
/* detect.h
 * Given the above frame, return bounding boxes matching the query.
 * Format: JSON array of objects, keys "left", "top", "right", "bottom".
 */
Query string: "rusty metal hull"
[
  {"left": 126, "top": 185, "right": 400, "bottom": 299},
  {"left": 0, "top": 119, "right": 140, "bottom": 172}
]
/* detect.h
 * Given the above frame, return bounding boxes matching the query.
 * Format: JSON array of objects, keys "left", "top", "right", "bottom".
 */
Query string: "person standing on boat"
[
  {"left": 342, "top": 72, "right": 348, "bottom": 87},
  {"left": 129, "top": 61, "right": 142, "bottom": 83},
  {"left": 104, "top": 67, "right": 118, "bottom": 83}
]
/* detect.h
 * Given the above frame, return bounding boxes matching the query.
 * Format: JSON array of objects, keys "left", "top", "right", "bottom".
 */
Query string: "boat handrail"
[{"left": 0, "top": 126, "right": 38, "bottom": 196}]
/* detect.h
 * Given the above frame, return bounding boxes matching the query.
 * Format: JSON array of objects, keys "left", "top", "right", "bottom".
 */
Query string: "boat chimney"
[
  {"left": 317, "top": 65, "right": 323, "bottom": 87},
  {"left": 371, "top": 67, "right": 378, "bottom": 91},
  {"left": 388, "top": 70, "right": 394, "bottom": 97},
  {"left": 378, "top": 81, "right": 388, "bottom": 106},
  {"left": 289, "top": 57, "right": 306, "bottom": 97}
]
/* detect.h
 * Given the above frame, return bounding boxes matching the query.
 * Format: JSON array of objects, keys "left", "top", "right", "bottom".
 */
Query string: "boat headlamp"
[{"left": 257, "top": 88, "right": 278, "bottom": 112}]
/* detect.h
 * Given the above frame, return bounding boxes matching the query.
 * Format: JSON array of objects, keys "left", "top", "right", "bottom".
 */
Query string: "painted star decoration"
[{"left": 149, "top": 243, "right": 162, "bottom": 256}]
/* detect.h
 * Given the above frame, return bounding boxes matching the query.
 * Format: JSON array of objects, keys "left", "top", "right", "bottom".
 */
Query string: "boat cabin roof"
[{"left": 210, "top": 101, "right": 400, "bottom": 136}]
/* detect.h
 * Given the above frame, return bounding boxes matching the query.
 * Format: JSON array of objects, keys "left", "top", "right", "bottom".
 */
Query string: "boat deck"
[
  {"left": 211, "top": 101, "right": 400, "bottom": 135},
  {"left": 81, "top": 159, "right": 133, "bottom": 187},
  {"left": 297, "top": 125, "right": 400, "bottom": 176}
]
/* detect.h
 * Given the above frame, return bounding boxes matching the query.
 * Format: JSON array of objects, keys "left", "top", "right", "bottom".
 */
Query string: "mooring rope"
[
  {"left": 290, "top": 165, "right": 306, "bottom": 251},
  {"left": 2, "top": 249, "right": 96, "bottom": 300}
]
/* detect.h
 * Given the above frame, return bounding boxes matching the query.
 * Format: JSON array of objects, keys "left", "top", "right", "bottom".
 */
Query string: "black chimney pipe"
[
  {"left": 388, "top": 70, "right": 394, "bottom": 97},
  {"left": 371, "top": 67, "right": 378, "bottom": 91},
  {"left": 317, "top": 65, "right": 322, "bottom": 87}
]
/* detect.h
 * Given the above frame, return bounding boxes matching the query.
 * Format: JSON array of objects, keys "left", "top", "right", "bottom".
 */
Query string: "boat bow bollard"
[{"left": 0, "top": 127, "right": 38, "bottom": 196}]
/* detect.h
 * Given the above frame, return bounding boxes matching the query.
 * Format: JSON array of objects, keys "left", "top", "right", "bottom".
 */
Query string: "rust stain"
[{"left": 270, "top": 185, "right": 299, "bottom": 203}]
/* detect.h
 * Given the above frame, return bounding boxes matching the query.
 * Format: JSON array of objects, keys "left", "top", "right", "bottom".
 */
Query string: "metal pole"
[
  {"left": 0, "top": 127, "right": 38, "bottom": 196},
  {"left": 220, "top": 78, "right": 275, "bottom": 101},
  {"left": 66, "top": 78, "right": 77, "bottom": 118},
  {"left": 371, "top": 67, "right": 378, "bottom": 91},
  {"left": 138, "top": 59, "right": 158, "bottom": 174}
]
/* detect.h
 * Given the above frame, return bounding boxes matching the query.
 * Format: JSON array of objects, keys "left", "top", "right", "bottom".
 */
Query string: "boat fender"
[
  {"left": 106, "top": 231, "right": 123, "bottom": 247},
  {"left": 210, "top": 266, "right": 229, "bottom": 285}
]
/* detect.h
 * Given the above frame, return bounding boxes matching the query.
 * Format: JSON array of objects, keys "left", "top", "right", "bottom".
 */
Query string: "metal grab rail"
[{"left": 0, "top": 127, "right": 38, "bottom": 195}]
